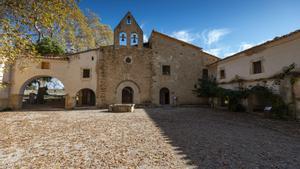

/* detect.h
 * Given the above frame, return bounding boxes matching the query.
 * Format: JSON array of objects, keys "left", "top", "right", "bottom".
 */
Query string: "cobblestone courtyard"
[{"left": 0, "top": 108, "right": 299, "bottom": 168}]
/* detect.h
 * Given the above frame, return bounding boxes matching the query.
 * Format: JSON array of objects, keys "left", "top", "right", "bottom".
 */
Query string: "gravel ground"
[{"left": 0, "top": 107, "right": 299, "bottom": 169}]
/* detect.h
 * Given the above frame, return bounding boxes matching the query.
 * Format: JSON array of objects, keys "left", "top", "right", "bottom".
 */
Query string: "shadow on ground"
[{"left": 144, "top": 107, "right": 300, "bottom": 169}]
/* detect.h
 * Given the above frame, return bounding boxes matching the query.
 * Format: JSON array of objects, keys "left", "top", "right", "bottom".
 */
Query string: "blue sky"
[{"left": 79, "top": 0, "right": 300, "bottom": 58}]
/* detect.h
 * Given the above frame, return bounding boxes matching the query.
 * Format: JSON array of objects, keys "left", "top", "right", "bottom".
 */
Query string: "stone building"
[
  {"left": 0, "top": 12, "right": 218, "bottom": 110},
  {"left": 209, "top": 30, "right": 300, "bottom": 119}
]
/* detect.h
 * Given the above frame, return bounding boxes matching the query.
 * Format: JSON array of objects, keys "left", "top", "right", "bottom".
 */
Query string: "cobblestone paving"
[{"left": 0, "top": 108, "right": 299, "bottom": 169}]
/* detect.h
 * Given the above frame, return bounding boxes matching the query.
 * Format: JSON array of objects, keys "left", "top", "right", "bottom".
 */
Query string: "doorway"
[
  {"left": 122, "top": 87, "right": 134, "bottom": 104},
  {"left": 160, "top": 88, "right": 170, "bottom": 105}
]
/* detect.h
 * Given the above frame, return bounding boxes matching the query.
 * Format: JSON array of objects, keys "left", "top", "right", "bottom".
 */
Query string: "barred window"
[{"left": 83, "top": 69, "right": 91, "bottom": 78}]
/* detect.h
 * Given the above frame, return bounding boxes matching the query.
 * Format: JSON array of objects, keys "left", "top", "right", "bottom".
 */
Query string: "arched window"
[
  {"left": 119, "top": 32, "right": 127, "bottom": 46},
  {"left": 130, "top": 33, "right": 138, "bottom": 46},
  {"left": 127, "top": 16, "right": 131, "bottom": 24}
]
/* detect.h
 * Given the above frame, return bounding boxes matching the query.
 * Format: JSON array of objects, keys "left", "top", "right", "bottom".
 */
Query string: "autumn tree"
[
  {"left": 0, "top": 0, "right": 113, "bottom": 68},
  {"left": 86, "top": 10, "right": 113, "bottom": 47}
]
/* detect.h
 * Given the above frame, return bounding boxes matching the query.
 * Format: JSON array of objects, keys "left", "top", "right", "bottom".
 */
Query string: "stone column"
[
  {"left": 65, "top": 94, "right": 76, "bottom": 109},
  {"left": 9, "top": 94, "right": 23, "bottom": 110}
]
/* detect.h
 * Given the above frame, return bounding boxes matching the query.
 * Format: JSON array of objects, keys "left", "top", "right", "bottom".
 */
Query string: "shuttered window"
[{"left": 253, "top": 61, "right": 262, "bottom": 74}]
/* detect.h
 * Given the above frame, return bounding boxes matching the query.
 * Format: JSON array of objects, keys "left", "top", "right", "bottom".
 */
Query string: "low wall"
[{"left": 0, "top": 98, "right": 9, "bottom": 110}]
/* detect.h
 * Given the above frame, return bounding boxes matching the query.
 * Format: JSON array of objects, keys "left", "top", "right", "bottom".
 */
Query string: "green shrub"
[
  {"left": 35, "top": 37, "right": 65, "bottom": 55},
  {"left": 250, "top": 86, "right": 289, "bottom": 119}
]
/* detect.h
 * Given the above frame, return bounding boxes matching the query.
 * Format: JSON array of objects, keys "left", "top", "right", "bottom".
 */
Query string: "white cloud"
[
  {"left": 239, "top": 42, "right": 254, "bottom": 51},
  {"left": 202, "top": 29, "right": 230, "bottom": 45},
  {"left": 204, "top": 48, "right": 223, "bottom": 56},
  {"left": 171, "top": 30, "right": 199, "bottom": 43},
  {"left": 143, "top": 34, "right": 148, "bottom": 43},
  {"left": 224, "top": 52, "right": 236, "bottom": 57},
  {"left": 140, "top": 23, "right": 145, "bottom": 29},
  {"left": 224, "top": 42, "right": 256, "bottom": 57}
]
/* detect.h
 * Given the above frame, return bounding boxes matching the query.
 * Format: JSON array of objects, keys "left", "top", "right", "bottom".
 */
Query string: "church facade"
[{"left": 0, "top": 12, "right": 218, "bottom": 110}]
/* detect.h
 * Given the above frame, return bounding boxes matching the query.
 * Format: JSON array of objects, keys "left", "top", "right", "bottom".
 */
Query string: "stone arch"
[
  {"left": 75, "top": 88, "right": 96, "bottom": 107},
  {"left": 119, "top": 32, "right": 127, "bottom": 46},
  {"left": 116, "top": 80, "right": 140, "bottom": 104},
  {"left": 18, "top": 75, "right": 67, "bottom": 109},
  {"left": 19, "top": 75, "right": 67, "bottom": 95},
  {"left": 130, "top": 32, "right": 139, "bottom": 46}
]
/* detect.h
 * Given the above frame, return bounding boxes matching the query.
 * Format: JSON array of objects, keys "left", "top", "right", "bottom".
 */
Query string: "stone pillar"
[
  {"left": 65, "top": 94, "right": 76, "bottom": 109},
  {"left": 9, "top": 94, "right": 23, "bottom": 110}
]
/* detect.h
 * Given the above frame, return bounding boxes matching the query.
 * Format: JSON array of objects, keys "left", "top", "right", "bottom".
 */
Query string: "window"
[
  {"left": 0, "top": 63, "right": 4, "bottom": 82},
  {"left": 119, "top": 32, "right": 127, "bottom": 46},
  {"left": 202, "top": 69, "right": 208, "bottom": 79},
  {"left": 130, "top": 33, "right": 138, "bottom": 46},
  {"left": 253, "top": 61, "right": 262, "bottom": 74},
  {"left": 127, "top": 16, "right": 131, "bottom": 24},
  {"left": 41, "top": 62, "right": 50, "bottom": 69},
  {"left": 82, "top": 69, "right": 91, "bottom": 78},
  {"left": 125, "top": 57, "right": 132, "bottom": 64},
  {"left": 162, "top": 65, "right": 171, "bottom": 75},
  {"left": 220, "top": 69, "right": 225, "bottom": 79}
]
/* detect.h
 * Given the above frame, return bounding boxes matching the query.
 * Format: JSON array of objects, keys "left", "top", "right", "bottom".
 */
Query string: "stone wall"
[
  {"left": 97, "top": 46, "right": 153, "bottom": 107},
  {"left": 6, "top": 50, "right": 98, "bottom": 110},
  {"left": 213, "top": 31, "right": 300, "bottom": 120},
  {"left": 150, "top": 32, "right": 219, "bottom": 105}
]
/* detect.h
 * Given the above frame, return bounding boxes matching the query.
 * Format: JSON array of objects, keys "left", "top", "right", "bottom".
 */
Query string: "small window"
[
  {"left": 119, "top": 32, "right": 127, "bottom": 46},
  {"left": 220, "top": 69, "right": 225, "bottom": 79},
  {"left": 130, "top": 33, "right": 138, "bottom": 46},
  {"left": 0, "top": 63, "right": 4, "bottom": 82},
  {"left": 253, "top": 61, "right": 262, "bottom": 74},
  {"left": 82, "top": 69, "right": 91, "bottom": 78},
  {"left": 162, "top": 65, "right": 171, "bottom": 75},
  {"left": 41, "top": 62, "right": 50, "bottom": 69},
  {"left": 125, "top": 57, "right": 132, "bottom": 64},
  {"left": 127, "top": 16, "right": 131, "bottom": 24},
  {"left": 202, "top": 69, "right": 208, "bottom": 79}
]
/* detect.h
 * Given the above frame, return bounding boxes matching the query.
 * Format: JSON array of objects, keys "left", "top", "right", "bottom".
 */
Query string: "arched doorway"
[
  {"left": 21, "top": 76, "right": 66, "bottom": 109},
  {"left": 76, "top": 88, "right": 96, "bottom": 106},
  {"left": 160, "top": 88, "right": 170, "bottom": 105},
  {"left": 122, "top": 87, "right": 134, "bottom": 104}
]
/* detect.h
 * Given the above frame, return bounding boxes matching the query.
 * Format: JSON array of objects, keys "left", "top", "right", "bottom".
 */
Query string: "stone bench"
[{"left": 108, "top": 104, "right": 135, "bottom": 112}]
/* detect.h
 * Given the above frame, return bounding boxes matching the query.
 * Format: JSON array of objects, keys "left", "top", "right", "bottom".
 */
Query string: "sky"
[{"left": 79, "top": 0, "right": 300, "bottom": 58}]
